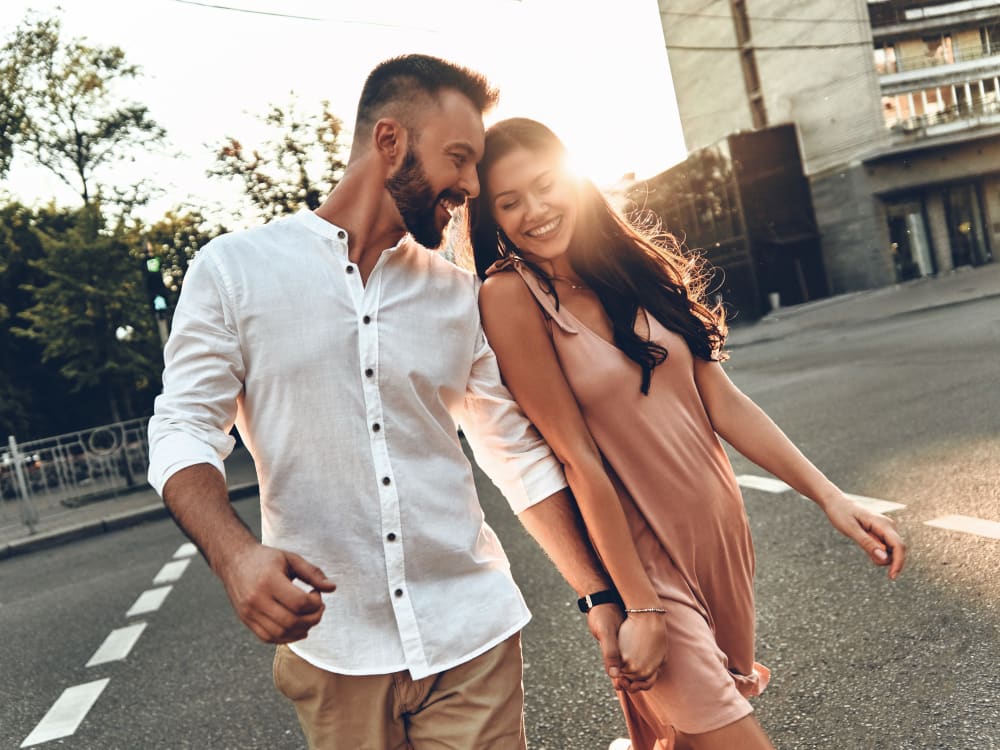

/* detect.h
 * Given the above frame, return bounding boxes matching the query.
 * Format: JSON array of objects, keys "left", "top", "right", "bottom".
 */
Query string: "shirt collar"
[
  {"left": 295, "top": 209, "right": 349, "bottom": 245},
  {"left": 294, "top": 208, "right": 409, "bottom": 256}
]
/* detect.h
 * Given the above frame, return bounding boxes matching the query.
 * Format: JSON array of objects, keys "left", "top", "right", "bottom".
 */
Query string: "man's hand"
[
  {"left": 617, "top": 613, "right": 668, "bottom": 692},
  {"left": 218, "top": 542, "right": 337, "bottom": 644},
  {"left": 587, "top": 604, "right": 628, "bottom": 691}
]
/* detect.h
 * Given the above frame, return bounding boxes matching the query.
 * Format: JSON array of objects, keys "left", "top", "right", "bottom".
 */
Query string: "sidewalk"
[
  {"left": 2, "top": 263, "right": 998, "bottom": 561},
  {"left": 0, "top": 448, "right": 259, "bottom": 560},
  {"left": 726, "top": 261, "right": 1000, "bottom": 348}
]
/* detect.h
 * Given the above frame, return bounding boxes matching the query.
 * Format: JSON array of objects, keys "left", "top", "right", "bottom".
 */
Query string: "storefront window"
[
  {"left": 945, "top": 184, "right": 993, "bottom": 267},
  {"left": 886, "top": 199, "right": 935, "bottom": 281}
]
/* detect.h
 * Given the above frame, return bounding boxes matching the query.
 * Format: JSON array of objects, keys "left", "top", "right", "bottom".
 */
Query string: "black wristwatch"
[{"left": 577, "top": 589, "right": 624, "bottom": 613}]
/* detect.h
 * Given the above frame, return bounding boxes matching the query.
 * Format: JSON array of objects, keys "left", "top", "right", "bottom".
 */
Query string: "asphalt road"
[{"left": 1, "top": 295, "right": 998, "bottom": 750}]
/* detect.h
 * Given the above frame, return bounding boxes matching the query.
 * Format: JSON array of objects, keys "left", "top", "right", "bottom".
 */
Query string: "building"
[
  {"left": 656, "top": 0, "right": 999, "bottom": 295},
  {"left": 628, "top": 124, "right": 829, "bottom": 319}
]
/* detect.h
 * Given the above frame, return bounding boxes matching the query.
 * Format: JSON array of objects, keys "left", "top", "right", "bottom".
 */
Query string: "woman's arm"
[
  {"left": 693, "top": 358, "right": 906, "bottom": 579},
  {"left": 479, "top": 273, "right": 667, "bottom": 682}
]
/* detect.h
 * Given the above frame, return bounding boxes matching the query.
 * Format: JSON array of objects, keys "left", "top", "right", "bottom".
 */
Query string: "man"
[{"left": 149, "top": 55, "right": 646, "bottom": 749}]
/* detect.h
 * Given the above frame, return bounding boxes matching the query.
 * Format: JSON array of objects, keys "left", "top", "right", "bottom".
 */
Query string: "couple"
[{"left": 148, "top": 54, "right": 905, "bottom": 750}]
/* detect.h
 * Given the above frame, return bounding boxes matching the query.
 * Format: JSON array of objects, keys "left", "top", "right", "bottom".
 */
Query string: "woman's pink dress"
[{"left": 499, "top": 261, "right": 769, "bottom": 748}]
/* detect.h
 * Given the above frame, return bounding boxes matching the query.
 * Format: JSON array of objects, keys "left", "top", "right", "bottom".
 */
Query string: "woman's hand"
[
  {"left": 822, "top": 493, "right": 906, "bottom": 580},
  {"left": 616, "top": 612, "right": 668, "bottom": 691}
]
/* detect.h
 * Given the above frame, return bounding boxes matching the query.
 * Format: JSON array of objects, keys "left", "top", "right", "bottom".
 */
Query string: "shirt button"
[
  {"left": 362, "top": 315, "right": 371, "bottom": 324},
  {"left": 394, "top": 588, "right": 404, "bottom": 597},
  {"left": 382, "top": 476, "right": 391, "bottom": 486},
  {"left": 346, "top": 265, "right": 355, "bottom": 274},
  {"left": 364, "top": 368, "right": 374, "bottom": 378},
  {"left": 372, "top": 423, "right": 381, "bottom": 432},
  {"left": 386, "top": 532, "right": 397, "bottom": 541},
  {"left": 337, "top": 229, "right": 346, "bottom": 240}
]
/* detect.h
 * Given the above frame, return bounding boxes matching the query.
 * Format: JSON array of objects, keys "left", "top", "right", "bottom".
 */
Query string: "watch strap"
[{"left": 577, "top": 589, "right": 623, "bottom": 613}]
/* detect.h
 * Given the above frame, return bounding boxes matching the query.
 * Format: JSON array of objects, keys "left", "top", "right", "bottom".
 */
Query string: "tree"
[
  {"left": 14, "top": 207, "right": 162, "bottom": 425},
  {"left": 4, "top": 14, "right": 166, "bottom": 209},
  {"left": 141, "top": 208, "right": 226, "bottom": 297},
  {"left": 209, "top": 97, "right": 347, "bottom": 222},
  {"left": 0, "top": 15, "right": 60, "bottom": 179}
]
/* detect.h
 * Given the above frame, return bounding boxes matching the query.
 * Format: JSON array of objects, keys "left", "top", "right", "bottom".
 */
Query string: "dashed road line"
[
  {"left": 85, "top": 623, "right": 148, "bottom": 668},
  {"left": 153, "top": 559, "right": 191, "bottom": 584},
  {"left": 738, "top": 473, "right": 999, "bottom": 540},
  {"left": 20, "top": 678, "right": 110, "bottom": 747},
  {"left": 844, "top": 493, "right": 907, "bottom": 515},
  {"left": 735, "top": 475, "right": 792, "bottom": 493},
  {"left": 125, "top": 585, "right": 173, "bottom": 617},
  {"left": 925, "top": 514, "right": 1000, "bottom": 540},
  {"left": 22, "top": 546, "right": 198, "bottom": 747}
]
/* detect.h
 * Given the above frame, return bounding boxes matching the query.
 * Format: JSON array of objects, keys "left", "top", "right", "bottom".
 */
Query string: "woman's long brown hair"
[{"left": 469, "top": 117, "right": 727, "bottom": 395}]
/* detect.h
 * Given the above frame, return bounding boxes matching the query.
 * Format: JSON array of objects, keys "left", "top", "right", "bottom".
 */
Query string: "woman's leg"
[{"left": 675, "top": 715, "right": 774, "bottom": 750}]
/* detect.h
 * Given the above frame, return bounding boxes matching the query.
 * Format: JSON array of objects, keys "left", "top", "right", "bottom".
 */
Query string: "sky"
[{"left": 0, "top": 0, "right": 687, "bottom": 224}]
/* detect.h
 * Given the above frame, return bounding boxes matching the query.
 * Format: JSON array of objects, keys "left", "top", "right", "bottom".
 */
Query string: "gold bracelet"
[{"left": 624, "top": 607, "right": 667, "bottom": 615}]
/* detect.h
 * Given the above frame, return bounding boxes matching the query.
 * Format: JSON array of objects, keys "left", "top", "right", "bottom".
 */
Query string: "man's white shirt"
[{"left": 148, "top": 210, "right": 566, "bottom": 679}]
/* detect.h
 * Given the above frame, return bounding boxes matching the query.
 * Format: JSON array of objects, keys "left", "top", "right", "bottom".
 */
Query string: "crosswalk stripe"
[
  {"left": 125, "top": 586, "right": 173, "bottom": 617},
  {"left": 737, "top": 475, "right": 907, "bottom": 515},
  {"left": 173, "top": 543, "right": 197, "bottom": 558},
  {"left": 21, "top": 678, "right": 110, "bottom": 747},
  {"left": 153, "top": 559, "right": 191, "bottom": 585},
  {"left": 844, "top": 493, "right": 906, "bottom": 514},
  {"left": 924, "top": 515, "right": 1000, "bottom": 540},
  {"left": 85, "top": 623, "right": 147, "bottom": 668},
  {"left": 736, "top": 475, "right": 791, "bottom": 493}
]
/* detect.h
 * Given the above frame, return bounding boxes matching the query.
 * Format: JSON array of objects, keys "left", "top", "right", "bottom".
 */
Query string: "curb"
[{"left": 0, "top": 483, "right": 260, "bottom": 562}]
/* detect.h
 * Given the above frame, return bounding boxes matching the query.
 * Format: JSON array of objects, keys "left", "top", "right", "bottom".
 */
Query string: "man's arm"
[
  {"left": 151, "top": 247, "right": 334, "bottom": 643},
  {"left": 164, "top": 463, "right": 335, "bottom": 643}
]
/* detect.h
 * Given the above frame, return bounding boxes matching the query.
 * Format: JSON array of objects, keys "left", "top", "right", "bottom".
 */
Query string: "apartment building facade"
[{"left": 656, "top": 0, "right": 999, "bottom": 294}]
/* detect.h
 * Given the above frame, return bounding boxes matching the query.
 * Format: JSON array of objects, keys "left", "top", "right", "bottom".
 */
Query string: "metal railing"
[
  {"left": 878, "top": 41, "right": 999, "bottom": 74},
  {"left": 890, "top": 94, "right": 1000, "bottom": 134},
  {"left": 1, "top": 417, "right": 150, "bottom": 533}
]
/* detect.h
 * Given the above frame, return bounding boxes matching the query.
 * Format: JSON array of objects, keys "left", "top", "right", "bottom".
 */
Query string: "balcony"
[
  {"left": 877, "top": 39, "right": 998, "bottom": 74},
  {"left": 889, "top": 94, "right": 1000, "bottom": 140}
]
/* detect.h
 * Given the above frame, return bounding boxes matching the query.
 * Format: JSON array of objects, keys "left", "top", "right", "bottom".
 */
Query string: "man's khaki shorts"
[{"left": 273, "top": 633, "right": 527, "bottom": 750}]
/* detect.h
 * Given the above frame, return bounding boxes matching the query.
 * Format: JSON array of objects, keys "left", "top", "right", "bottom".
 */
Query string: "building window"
[
  {"left": 922, "top": 34, "right": 955, "bottom": 66},
  {"left": 874, "top": 45, "right": 898, "bottom": 74}
]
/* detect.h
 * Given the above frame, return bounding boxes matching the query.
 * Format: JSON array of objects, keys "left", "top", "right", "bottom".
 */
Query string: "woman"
[{"left": 468, "top": 118, "right": 905, "bottom": 750}]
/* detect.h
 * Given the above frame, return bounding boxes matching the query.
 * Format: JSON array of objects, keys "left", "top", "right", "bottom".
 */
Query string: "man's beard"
[{"left": 385, "top": 147, "right": 464, "bottom": 249}]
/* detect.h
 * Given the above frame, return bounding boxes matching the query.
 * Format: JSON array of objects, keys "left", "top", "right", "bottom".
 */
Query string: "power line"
[
  {"left": 170, "top": 0, "right": 322, "bottom": 21},
  {"left": 660, "top": 8, "right": 870, "bottom": 25},
  {"left": 667, "top": 40, "right": 875, "bottom": 51},
  {"left": 167, "top": 0, "right": 434, "bottom": 30}
]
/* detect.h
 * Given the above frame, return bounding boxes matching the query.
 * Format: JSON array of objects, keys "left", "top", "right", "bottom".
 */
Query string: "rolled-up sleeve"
[
  {"left": 147, "top": 244, "right": 246, "bottom": 496},
  {"left": 460, "top": 323, "right": 567, "bottom": 515}
]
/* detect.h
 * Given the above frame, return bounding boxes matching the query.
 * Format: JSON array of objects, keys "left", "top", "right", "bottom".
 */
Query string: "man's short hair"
[{"left": 353, "top": 54, "right": 498, "bottom": 144}]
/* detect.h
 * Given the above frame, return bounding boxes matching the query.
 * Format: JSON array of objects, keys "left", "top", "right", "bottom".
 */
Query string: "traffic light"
[{"left": 144, "top": 256, "right": 169, "bottom": 313}]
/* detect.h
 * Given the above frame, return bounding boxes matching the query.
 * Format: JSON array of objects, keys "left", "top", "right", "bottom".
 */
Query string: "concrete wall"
[
  {"left": 865, "top": 135, "right": 1000, "bottom": 195},
  {"left": 658, "top": 0, "right": 750, "bottom": 151},
  {"left": 659, "top": 0, "right": 887, "bottom": 173},
  {"left": 809, "top": 165, "right": 896, "bottom": 293},
  {"left": 983, "top": 173, "right": 1000, "bottom": 257}
]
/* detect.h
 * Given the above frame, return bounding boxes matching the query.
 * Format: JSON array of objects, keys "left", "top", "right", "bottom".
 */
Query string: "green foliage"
[
  {"left": 141, "top": 208, "right": 226, "bottom": 296},
  {"left": 2, "top": 13, "right": 165, "bottom": 207},
  {"left": 0, "top": 14, "right": 60, "bottom": 178},
  {"left": 209, "top": 96, "right": 347, "bottom": 222},
  {"left": 13, "top": 207, "right": 161, "bottom": 401}
]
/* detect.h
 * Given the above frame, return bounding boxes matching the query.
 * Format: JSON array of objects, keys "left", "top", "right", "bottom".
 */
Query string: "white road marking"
[
  {"left": 925, "top": 515, "right": 1000, "bottom": 540},
  {"left": 21, "top": 678, "right": 110, "bottom": 747},
  {"left": 736, "top": 475, "right": 791, "bottom": 493},
  {"left": 125, "top": 586, "right": 173, "bottom": 617},
  {"left": 844, "top": 493, "right": 907, "bottom": 514},
  {"left": 173, "top": 542, "right": 197, "bottom": 558},
  {"left": 153, "top": 559, "right": 191, "bottom": 585},
  {"left": 85, "top": 623, "right": 148, "bottom": 668}
]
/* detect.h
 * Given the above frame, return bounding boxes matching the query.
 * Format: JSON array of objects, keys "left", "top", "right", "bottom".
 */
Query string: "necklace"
[{"left": 550, "top": 274, "right": 588, "bottom": 290}]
